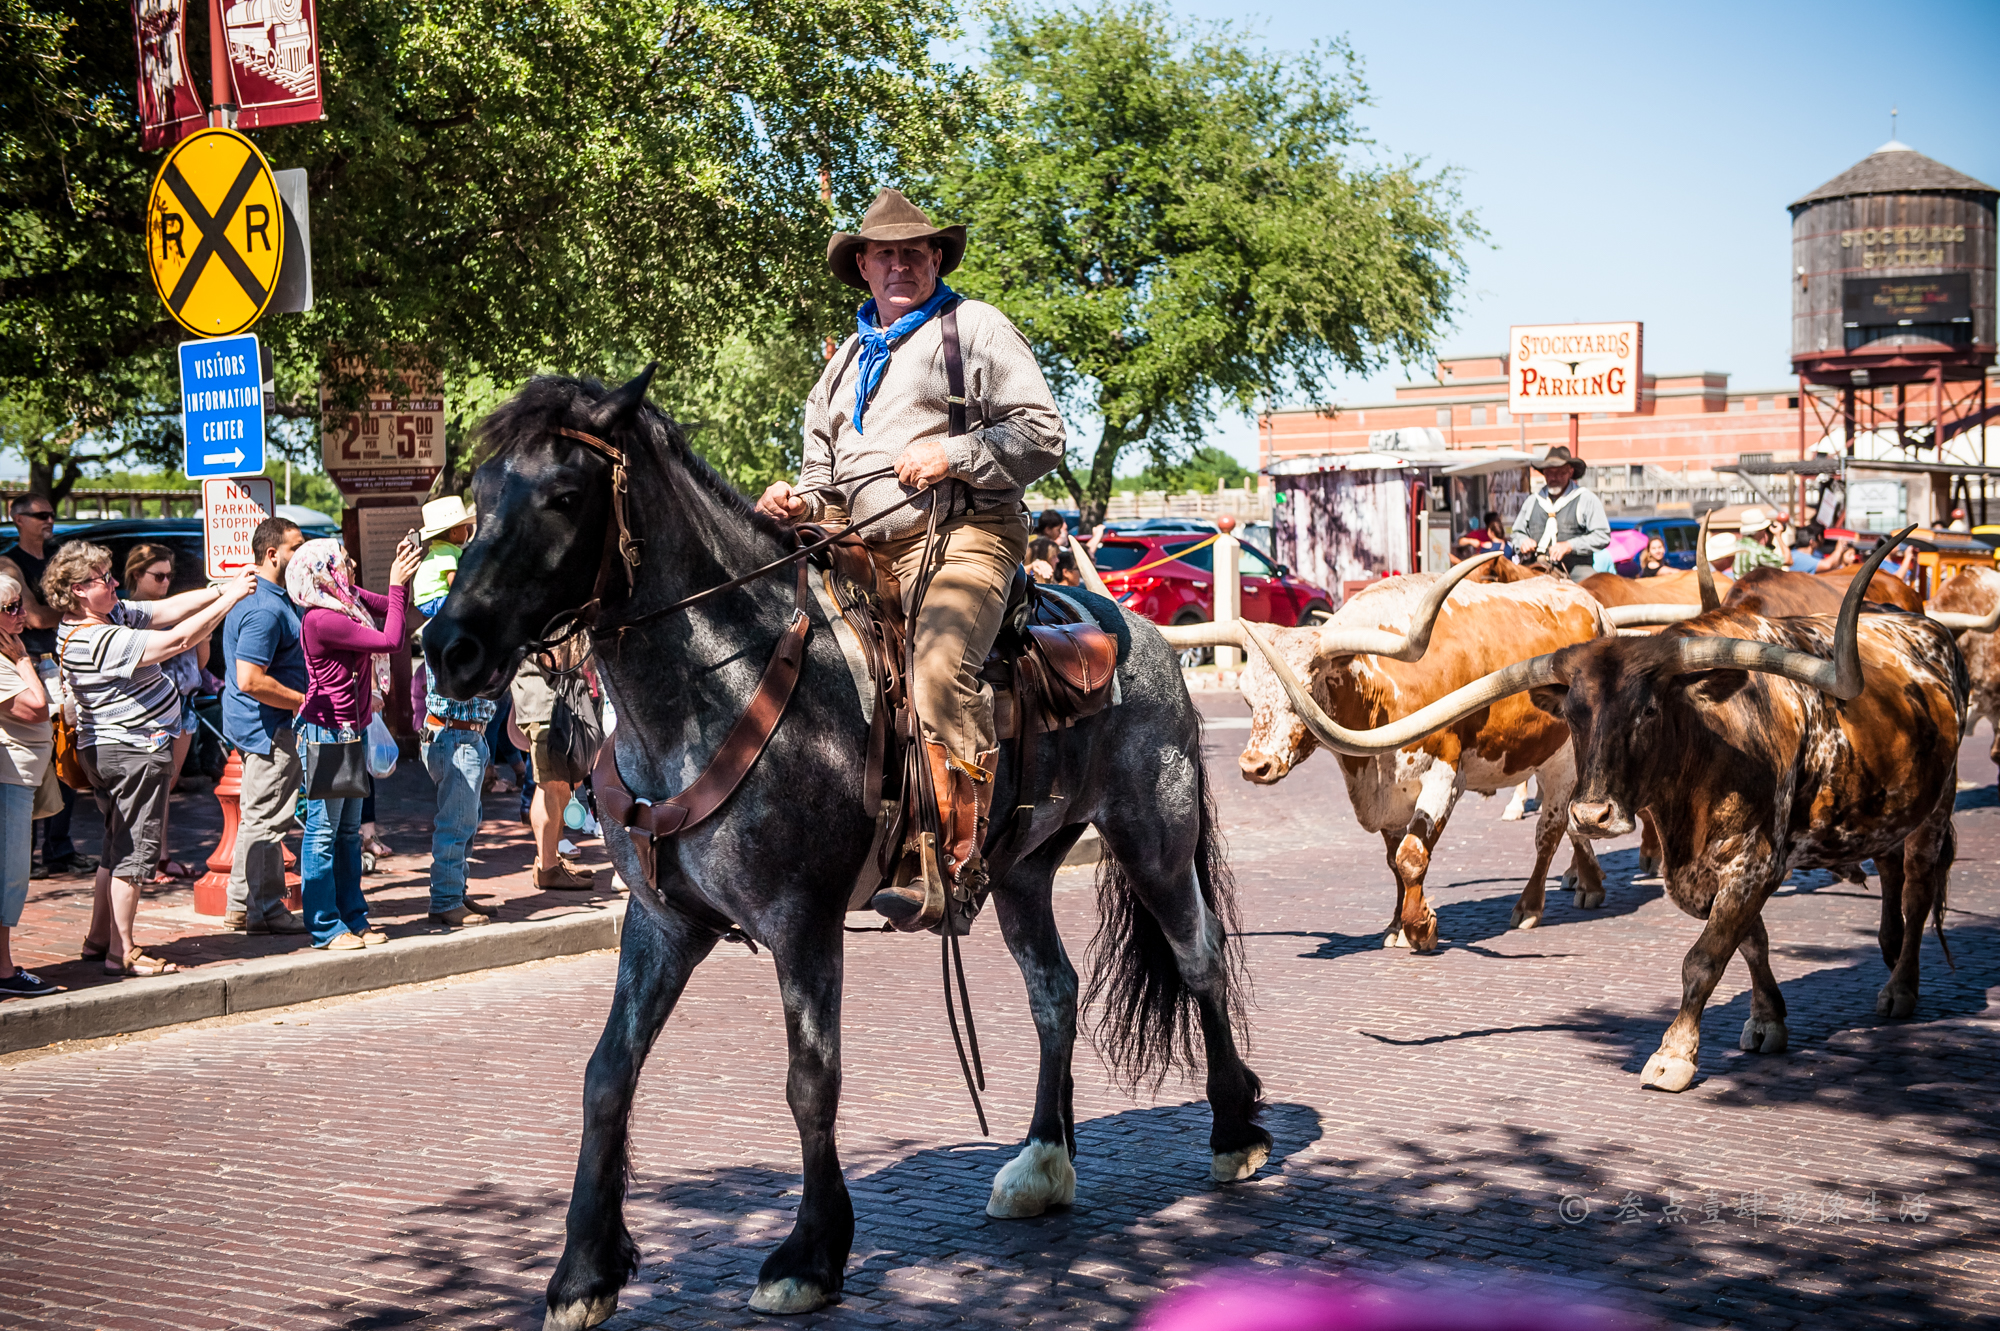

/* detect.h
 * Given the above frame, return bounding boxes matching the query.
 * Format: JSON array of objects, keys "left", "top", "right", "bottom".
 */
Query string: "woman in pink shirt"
[{"left": 287, "top": 537, "right": 420, "bottom": 950}]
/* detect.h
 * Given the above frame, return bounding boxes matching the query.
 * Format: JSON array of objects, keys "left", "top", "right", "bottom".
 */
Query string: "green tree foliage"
[
  {"left": 657, "top": 318, "right": 827, "bottom": 495},
  {"left": 937, "top": 2, "right": 1477, "bottom": 523},
  {"left": 1117, "top": 444, "right": 1252, "bottom": 494},
  {"left": 2, "top": 0, "right": 978, "bottom": 497}
]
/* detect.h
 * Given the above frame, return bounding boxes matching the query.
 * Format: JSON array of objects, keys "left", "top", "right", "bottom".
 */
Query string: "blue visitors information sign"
[{"left": 179, "top": 334, "right": 266, "bottom": 478}]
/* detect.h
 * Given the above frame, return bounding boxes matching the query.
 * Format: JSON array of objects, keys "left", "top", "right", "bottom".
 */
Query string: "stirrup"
[{"left": 872, "top": 831, "right": 946, "bottom": 932}]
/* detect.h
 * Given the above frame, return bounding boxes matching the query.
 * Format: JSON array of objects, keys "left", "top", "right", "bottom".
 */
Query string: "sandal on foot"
[
  {"left": 81, "top": 939, "right": 109, "bottom": 961},
  {"left": 106, "top": 948, "right": 181, "bottom": 977}
]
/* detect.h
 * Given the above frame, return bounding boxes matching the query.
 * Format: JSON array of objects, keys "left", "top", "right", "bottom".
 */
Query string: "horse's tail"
[{"left": 1082, "top": 758, "right": 1252, "bottom": 1093}]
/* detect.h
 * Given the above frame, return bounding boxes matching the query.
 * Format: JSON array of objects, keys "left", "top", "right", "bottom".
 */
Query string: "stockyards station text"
[{"left": 1555, "top": 1186, "right": 1936, "bottom": 1228}]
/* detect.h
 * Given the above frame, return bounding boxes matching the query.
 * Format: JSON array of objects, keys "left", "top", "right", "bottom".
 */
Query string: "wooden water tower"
[{"left": 1790, "top": 140, "right": 1997, "bottom": 475}]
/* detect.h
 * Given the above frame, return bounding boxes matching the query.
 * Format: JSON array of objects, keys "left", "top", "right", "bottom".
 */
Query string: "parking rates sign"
[{"left": 179, "top": 334, "right": 266, "bottom": 478}]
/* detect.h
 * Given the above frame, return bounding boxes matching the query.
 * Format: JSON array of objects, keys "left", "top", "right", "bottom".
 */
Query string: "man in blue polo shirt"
[{"left": 222, "top": 517, "right": 309, "bottom": 934}]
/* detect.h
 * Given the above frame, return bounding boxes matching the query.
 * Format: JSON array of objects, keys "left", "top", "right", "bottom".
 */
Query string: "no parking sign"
[{"left": 202, "top": 477, "right": 276, "bottom": 579}]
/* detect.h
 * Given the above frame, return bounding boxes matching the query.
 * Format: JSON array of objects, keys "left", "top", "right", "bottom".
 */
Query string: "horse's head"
[{"left": 424, "top": 366, "right": 656, "bottom": 700}]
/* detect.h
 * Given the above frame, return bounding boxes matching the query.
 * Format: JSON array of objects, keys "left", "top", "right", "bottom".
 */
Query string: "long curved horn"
[
  {"left": 1240, "top": 620, "right": 1566, "bottom": 757},
  {"left": 1157, "top": 621, "right": 1246, "bottom": 649},
  {"left": 1666, "top": 522, "right": 1914, "bottom": 700},
  {"left": 1315, "top": 550, "right": 1504, "bottom": 661},
  {"left": 1695, "top": 509, "right": 1721, "bottom": 612},
  {"left": 1069, "top": 535, "right": 1113, "bottom": 598},
  {"left": 1605, "top": 604, "right": 1704, "bottom": 628}
]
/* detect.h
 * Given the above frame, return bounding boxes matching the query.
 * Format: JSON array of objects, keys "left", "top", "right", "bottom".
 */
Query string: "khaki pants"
[
  {"left": 229, "top": 729, "right": 302, "bottom": 924},
  {"left": 872, "top": 509, "right": 1028, "bottom": 764}
]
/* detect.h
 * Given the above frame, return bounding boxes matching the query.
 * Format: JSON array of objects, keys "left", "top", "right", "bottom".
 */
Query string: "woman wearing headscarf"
[{"left": 289, "top": 536, "right": 420, "bottom": 950}]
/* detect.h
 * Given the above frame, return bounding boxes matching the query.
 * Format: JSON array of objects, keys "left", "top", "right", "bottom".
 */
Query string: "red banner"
[
  {"left": 132, "top": 0, "right": 206, "bottom": 150},
  {"left": 224, "top": 0, "right": 325, "bottom": 129}
]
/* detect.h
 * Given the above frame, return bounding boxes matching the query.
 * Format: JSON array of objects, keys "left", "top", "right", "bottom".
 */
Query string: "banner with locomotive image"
[{"left": 223, "top": 0, "right": 325, "bottom": 129}]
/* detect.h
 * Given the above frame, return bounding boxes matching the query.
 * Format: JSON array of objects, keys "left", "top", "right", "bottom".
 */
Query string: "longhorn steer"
[
  {"left": 1228, "top": 569, "right": 1611, "bottom": 953},
  {"left": 1726, "top": 565, "right": 1924, "bottom": 615},
  {"left": 1930, "top": 566, "right": 2000, "bottom": 765},
  {"left": 1241, "top": 529, "right": 1967, "bottom": 1091}
]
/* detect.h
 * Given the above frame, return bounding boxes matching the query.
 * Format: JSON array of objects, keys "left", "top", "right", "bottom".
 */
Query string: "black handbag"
[
  {"left": 543, "top": 673, "right": 605, "bottom": 785},
  {"left": 304, "top": 734, "right": 370, "bottom": 800}
]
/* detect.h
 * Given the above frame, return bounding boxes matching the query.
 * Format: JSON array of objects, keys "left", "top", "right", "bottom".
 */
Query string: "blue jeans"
[
  {"left": 422, "top": 724, "right": 487, "bottom": 912},
  {"left": 1, "top": 781, "right": 33, "bottom": 928},
  {"left": 299, "top": 723, "right": 368, "bottom": 946}
]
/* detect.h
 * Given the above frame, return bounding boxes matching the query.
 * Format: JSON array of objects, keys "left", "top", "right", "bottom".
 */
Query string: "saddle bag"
[{"left": 1021, "top": 620, "right": 1118, "bottom": 722}]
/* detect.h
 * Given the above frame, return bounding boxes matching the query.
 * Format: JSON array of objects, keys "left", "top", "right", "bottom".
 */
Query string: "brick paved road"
[{"left": 2, "top": 694, "right": 1995, "bottom": 1330}]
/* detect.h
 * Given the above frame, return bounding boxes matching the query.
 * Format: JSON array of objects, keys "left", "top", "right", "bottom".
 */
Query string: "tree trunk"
[{"left": 1077, "top": 423, "right": 1130, "bottom": 529}]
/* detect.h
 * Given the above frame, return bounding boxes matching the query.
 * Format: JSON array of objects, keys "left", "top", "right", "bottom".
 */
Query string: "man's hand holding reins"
[
  {"left": 893, "top": 439, "right": 949, "bottom": 489},
  {"left": 756, "top": 482, "right": 808, "bottom": 523}
]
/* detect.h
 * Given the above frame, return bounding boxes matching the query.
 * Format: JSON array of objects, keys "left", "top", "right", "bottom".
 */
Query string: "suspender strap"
[{"left": 941, "top": 298, "right": 967, "bottom": 438}]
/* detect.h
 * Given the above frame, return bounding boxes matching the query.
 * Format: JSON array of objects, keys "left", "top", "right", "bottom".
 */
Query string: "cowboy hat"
[
  {"left": 1531, "top": 445, "right": 1587, "bottom": 476},
  {"left": 826, "top": 189, "right": 966, "bottom": 291},
  {"left": 419, "top": 495, "right": 475, "bottom": 541}
]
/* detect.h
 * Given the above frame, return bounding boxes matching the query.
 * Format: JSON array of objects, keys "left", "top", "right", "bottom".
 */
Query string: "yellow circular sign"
[{"left": 145, "top": 128, "right": 285, "bottom": 337}]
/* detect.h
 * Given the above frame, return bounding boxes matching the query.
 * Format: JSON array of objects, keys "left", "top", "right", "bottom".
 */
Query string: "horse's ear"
[{"left": 587, "top": 362, "right": 657, "bottom": 432}]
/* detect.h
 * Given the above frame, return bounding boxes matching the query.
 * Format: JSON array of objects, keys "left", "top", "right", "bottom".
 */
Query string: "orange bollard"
[{"left": 193, "top": 750, "right": 303, "bottom": 915}]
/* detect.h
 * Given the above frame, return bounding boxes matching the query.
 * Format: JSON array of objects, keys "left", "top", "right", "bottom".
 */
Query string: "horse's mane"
[{"left": 476, "top": 373, "right": 790, "bottom": 541}]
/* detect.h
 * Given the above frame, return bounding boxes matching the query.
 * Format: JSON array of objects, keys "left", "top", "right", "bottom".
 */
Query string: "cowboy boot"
[{"left": 872, "top": 743, "right": 987, "bottom": 931}]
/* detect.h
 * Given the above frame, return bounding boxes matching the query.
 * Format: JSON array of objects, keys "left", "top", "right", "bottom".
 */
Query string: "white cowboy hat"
[
  {"left": 419, "top": 496, "right": 474, "bottom": 541},
  {"left": 1738, "top": 506, "right": 1768, "bottom": 530}
]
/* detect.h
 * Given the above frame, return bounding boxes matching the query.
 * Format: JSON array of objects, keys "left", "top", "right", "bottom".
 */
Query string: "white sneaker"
[{"left": 558, "top": 838, "right": 580, "bottom": 857}]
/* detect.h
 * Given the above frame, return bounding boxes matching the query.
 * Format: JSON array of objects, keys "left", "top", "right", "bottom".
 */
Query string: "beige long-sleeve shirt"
[{"left": 798, "top": 298, "right": 1066, "bottom": 542}]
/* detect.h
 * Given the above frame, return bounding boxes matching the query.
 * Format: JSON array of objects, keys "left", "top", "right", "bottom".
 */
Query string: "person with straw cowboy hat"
[
  {"left": 413, "top": 495, "right": 477, "bottom": 620},
  {"left": 755, "top": 187, "right": 1066, "bottom": 928},
  {"left": 1508, "top": 445, "right": 1610, "bottom": 582}
]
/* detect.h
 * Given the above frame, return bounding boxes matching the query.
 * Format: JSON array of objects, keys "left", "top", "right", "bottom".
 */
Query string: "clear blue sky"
[{"left": 1039, "top": 0, "right": 2000, "bottom": 465}]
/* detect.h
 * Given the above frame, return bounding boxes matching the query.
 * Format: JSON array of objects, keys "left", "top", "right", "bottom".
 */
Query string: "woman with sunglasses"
[
  {"left": 44, "top": 543, "right": 255, "bottom": 977},
  {"left": 123, "top": 544, "right": 209, "bottom": 882},
  {"left": 0, "top": 569, "right": 55, "bottom": 994}
]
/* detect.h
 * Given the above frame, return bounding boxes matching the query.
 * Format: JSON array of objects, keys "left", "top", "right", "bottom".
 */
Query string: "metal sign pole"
[{"left": 206, "top": 0, "right": 235, "bottom": 128}]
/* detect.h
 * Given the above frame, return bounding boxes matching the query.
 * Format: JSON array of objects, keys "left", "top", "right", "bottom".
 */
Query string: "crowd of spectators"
[{"left": 0, "top": 496, "right": 607, "bottom": 991}]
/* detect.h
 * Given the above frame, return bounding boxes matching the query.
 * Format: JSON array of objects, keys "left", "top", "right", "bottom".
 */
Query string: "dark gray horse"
[{"left": 424, "top": 370, "right": 1268, "bottom": 1330}]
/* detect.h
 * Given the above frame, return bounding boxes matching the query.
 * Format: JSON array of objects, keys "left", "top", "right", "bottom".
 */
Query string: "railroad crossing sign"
[
  {"left": 146, "top": 127, "right": 285, "bottom": 337},
  {"left": 179, "top": 334, "right": 266, "bottom": 478}
]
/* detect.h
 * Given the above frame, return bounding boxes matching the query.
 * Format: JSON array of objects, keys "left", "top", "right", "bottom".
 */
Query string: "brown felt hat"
[
  {"left": 826, "top": 189, "right": 966, "bottom": 290},
  {"left": 1532, "top": 445, "right": 1588, "bottom": 476}
]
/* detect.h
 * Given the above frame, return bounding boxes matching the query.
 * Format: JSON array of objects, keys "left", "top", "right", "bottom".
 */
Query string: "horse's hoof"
[
  {"left": 1640, "top": 1051, "right": 1697, "bottom": 1092},
  {"left": 1739, "top": 1017, "right": 1788, "bottom": 1055},
  {"left": 1509, "top": 903, "right": 1542, "bottom": 930},
  {"left": 544, "top": 1295, "right": 617, "bottom": 1331},
  {"left": 987, "top": 1140, "right": 1076, "bottom": 1218},
  {"left": 1211, "top": 1139, "right": 1271, "bottom": 1182},
  {"left": 1875, "top": 984, "right": 1917, "bottom": 1019},
  {"left": 1574, "top": 886, "right": 1605, "bottom": 909},
  {"left": 749, "top": 1278, "right": 836, "bottom": 1315}
]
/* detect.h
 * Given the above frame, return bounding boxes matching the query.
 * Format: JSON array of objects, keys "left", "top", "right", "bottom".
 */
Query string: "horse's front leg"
[
  {"left": 748, "top": 913, "right": 853, "bottom": 1314},
  {"left": 546, "top": 899, "right": 718, "bottom": 1331},
  {"left": 986, "top": 825, "right": 1087, "bottom": 1219}
]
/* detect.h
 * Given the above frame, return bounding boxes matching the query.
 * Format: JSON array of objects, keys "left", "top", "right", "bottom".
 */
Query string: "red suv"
[{"left": 1093, "top": 532, "right": 1335, "bottom": 629}]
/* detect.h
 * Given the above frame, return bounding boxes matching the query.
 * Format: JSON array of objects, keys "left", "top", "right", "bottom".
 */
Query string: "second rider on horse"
[{"left": 756, "top": 189, "right": 1066, "bottom": 925}]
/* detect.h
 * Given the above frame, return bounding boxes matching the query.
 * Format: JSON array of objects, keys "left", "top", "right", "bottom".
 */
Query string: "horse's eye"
[{"left": 547, "top": 491, "right": 580, "bottom": 513}]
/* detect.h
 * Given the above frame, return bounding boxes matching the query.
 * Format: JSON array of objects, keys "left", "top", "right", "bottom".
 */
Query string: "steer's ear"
[
  {"left": 1527, "top": 683, "right": 1569, "bottom": 719},
  {"left": 1682, "top": 668, "right": 1751, "bottom": 708}
]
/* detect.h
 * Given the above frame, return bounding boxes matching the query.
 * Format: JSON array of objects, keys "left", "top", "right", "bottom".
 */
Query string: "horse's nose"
[
  {"left": 437, "top": 631, "right": 486, "bottom": 693},
  {"left": 1239, "top": 750, "right": 1285, "bottom": 784}
]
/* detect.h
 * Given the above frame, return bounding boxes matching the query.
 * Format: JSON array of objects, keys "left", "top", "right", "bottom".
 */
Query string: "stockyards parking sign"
[
  {"left": 1509, "top": 322, "right": 1643, "bottom": 416},
  {"left": 319, "top": 359, "right": 444, "bottom": 496}
]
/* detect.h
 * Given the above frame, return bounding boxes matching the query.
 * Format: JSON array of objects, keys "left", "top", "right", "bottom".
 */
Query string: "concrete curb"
[
  {"left": 1, "top": 830, "right": 1103, "bottom": 1055},
  {"left": 0, "top": 903, "right": 626, "bottom": 1055}
]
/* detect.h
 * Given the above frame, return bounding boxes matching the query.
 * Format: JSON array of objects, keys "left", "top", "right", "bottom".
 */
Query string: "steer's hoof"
[
  {"left": 543, "top": 1295, "right": 617, "bottom": 1331},
  {"left": 1508, "top": 902, "right": 1542, "bottom": 930},
  {"left": 1640, "top": 1051, "right": 1698, "bottom": 1092},
  {"left": 987, "top": 1140, "right": 1076, "bottom": 1218},
  {"left": 1739, "top": 1017, "right": 1789, "bottom": 1054},
  {"left": 1573, "top": 885, "right": 1605, "bottom": 909},
  {"left": 1211, "top": 1139, "right": 1271, "bottom": 1183},
  {"left": 1382, "top": 928, "right": 1408, "bottom": 949},
  {"left": 1638, "top": 856, "right": 1660, "bottom": 879},
  {"left": 749, "top": 1279, "right": 836, "bottom": 1315},
  {"left": 1875, "top": 984, "right": 1917, "bottom": 1019}
]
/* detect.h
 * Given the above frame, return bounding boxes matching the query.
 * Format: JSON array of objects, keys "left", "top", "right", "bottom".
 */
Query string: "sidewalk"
[{"left": 0, "top": 758, "right": 629, "bottom": 1054}]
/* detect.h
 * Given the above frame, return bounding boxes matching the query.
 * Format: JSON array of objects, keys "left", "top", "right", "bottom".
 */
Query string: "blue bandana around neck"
[{"left": 851, "top": 283, "right": 957, "bottom": 434}]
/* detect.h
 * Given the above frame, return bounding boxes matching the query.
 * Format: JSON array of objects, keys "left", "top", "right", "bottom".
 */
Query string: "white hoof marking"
[
  {"left": 749, "top": 1278, "right": 833, "bottom": 1315},
  {"left": 986, "top": 1140, "right": 1076, "bottom": 1218},
  {"left": 1509, "top": 903, "right": 1542, "bottom": 931},
  {"left": 543, "top": 1295, "right": 617, "bottom": 1331},
  {"left": 1640, "top": 1051, "right": 1698, "bottom": 1092},
  {"left": 1211, "top": 1140, "right": 1271, "bottom": 1182}
]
